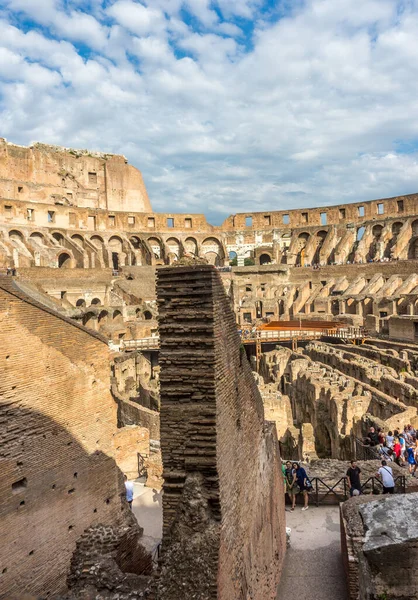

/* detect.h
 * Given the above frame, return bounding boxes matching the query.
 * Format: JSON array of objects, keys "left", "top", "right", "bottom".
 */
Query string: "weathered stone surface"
[{"left": 154, "top": 265, "right": 286, "bottom": 600}]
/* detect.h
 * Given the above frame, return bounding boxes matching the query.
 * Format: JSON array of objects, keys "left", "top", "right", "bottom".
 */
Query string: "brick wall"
[
  {"left": 155, "top": 265, "right": 286, "bottom": 600},
  {"left": 0, "top": 278, "right": 136, "bottom": 598}
]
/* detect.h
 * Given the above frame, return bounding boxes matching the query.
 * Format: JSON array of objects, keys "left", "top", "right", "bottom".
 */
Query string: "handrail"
[
  {"left": 293, "top": 475, "right": 407, "bottom": 506},
  {"left": 354, "top": 436, "right": 381, "bottom": 461}
]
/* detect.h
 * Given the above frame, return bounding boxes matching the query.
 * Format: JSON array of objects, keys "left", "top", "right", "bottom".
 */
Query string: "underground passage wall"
[
  {"left": 0, "top": 277, "right": 135, "bottom": 598},
  {"left": 155, "top": 264, "right": 286, "bottom": 600}
]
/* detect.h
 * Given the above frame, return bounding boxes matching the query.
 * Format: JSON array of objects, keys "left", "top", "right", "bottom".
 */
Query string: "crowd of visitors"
[{"left": 363, "top": 424, "right": 418, "bottom": 475}]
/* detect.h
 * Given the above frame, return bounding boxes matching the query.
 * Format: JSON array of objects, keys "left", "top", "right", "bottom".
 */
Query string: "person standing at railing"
[
  {"left": 376, "top": 460, "right": 395, "bottom": 494},
  {"left": 346, "top": 460, "right": 362, "bottom": 496},
  {"left": 292, "top": 462, "right": 310, "bottom": 511}
]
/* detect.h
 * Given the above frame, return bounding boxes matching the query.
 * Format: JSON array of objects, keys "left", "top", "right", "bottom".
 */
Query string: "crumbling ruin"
[{"left": 1, "top": 139, "right": 418, "bottom": 599}]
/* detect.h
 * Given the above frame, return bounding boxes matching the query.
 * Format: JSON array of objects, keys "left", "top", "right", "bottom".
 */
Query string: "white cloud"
[
  {"left": 107, "top": 1, "right": 167, "bottom": 36},
  {"left": 1, "top": 0, "right": 418, "bottom": 223}
]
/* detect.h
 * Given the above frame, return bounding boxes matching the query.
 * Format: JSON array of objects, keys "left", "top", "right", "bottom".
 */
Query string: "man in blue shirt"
[{"left": 292, "top": 462, "right": 310, "bottom": 511}]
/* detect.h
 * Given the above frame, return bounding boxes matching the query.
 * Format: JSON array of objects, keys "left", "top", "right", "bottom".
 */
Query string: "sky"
[{"left": 1, "top": 0, "right": 418, "bottom": 224}]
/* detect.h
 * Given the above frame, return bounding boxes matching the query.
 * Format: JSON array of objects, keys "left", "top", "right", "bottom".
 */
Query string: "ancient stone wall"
[
  {"left": 0, "top": 139, "right": 151, "bottom": 213},
  {"left": 0, "top": 277, "right": 143, "bottom": 598},
  {"left": 155, "top": 265, "right": 285, "bottom": 600}
]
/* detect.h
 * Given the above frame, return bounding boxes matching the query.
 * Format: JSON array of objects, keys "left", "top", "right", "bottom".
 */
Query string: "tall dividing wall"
[
  {"left": 0, "top": 278, "right": 140, "bottom": 598},
  {"left": 156, "top": 265, "right": 285, "bottom": 600}
]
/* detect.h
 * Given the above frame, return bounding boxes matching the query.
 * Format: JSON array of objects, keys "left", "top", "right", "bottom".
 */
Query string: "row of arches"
[{"left": 5, "top": 229, "right": 227, "bottom": 268}]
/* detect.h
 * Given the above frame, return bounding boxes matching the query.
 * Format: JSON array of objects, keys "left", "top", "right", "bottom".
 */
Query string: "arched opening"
[
  {"left": 9, "top": 230, "right": 24, "bottom": 240},
  {"left": 29, "top": 232, "right": 44, "bottom": 244},
  {"left": 356, "top": 227, "right": 365, "bottom": 241},
  {"left": 372, "top": 224, "right": 383, "bottom": 238},
  {"left": 130, "top": 236, "right": 141, "bottom": 249},
  {"left": 71, "top": 234, "right": 84, "bottom": 247},
  {"left": 113, "top": 310, "right": 123, "bottom": 324},
  {"left": 184, "top": 237, "right": 198, "bottom": 256},
  {"left": 58, "top": 253, "right": 71, "bottom": 269},
  {"left": 259, "top": 253, "right": 272, "bottom": 265},
  {"left": 312, "top": 230, "right": 327, "bottom": 264},
  {"left": 409, "top": 238, "right": 418, "bottom": 260},
  {"left": 229, "top": 251, "right": 237, "bottom": 266},
  {"left": 201, "top": 237, "right": 224, "bottom": 266},
  {"left": 98, "top": 310, "right": 109, "bottom": 325},
  {"left": 148, "top": 237, "right": 163, "bottom": 260},
  {"left": 90, "top": 235, "right": 105, "bottom": 248},
  {"left": 90, "top": 298, "right": 101, "bottom": 306},
  {"left": 83, "top": 312, "right": 96, "bottom": 327},
  {"left": 166, "top": 237, "right": 181, "bottom": 260},
  {"left": 296, "top": 232, "right": 310, "bottom": 266},
  {"left": 144, "top": 310, "right": 153, "bottom": 320},
  {"left": 76, "top": 298, "right": 86, "bottom": 307},
  {"left": 53, "top": 232, "right": 64, "bottom": 244},
  {"left": 412, "top": 219, "right": 418, "bottom": 238}
]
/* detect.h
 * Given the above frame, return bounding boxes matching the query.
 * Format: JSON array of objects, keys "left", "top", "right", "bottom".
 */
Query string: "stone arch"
[
  {"left": 147, "top": 237, "right": 163, "bottom": 260},
  {"left": 90, "top": 298, "right": 101, "bottom": 306},
  {"left": 312, "top": 230, "right": 327, "bottom": 264},
  {"left": 90, "top": 235, "right": 105, "bottom": 248},
  {"left": 296, "top": 232, "right": 310, "bottom": 266},
  {"left": 201, "top": 237, "right": 224, "bottom": 266},
  {"left": 29, "top": 232, "right": 45, "bottom": 244},
  {"left": 52, "top": 232, "right": 64, "bottom": 244},
  {"left": 184, "top": 237, "right": 198, "bottom": 256},
  {"left": 409, "top": 238, "right": 418, "bottom": 260},
  {"left": 113, "top": 310, "right": 123, "bottom": 324},
  {"left": 391, "top": 221, "right": 403, "bottom": 236},
  {"left": 144, "top": 310, "right": 153, "bottom": 320},
  {"left": 108, "top": 236, "right": 123, "bottom": 252},
  {"left": 259, "top": 253, "right": 272, "bottom": 265},
  {"left": 83, "top": 312, "right": 96, "bottom": 327},
  {"left": 98, "top": 310, "right": 109, "bottom": 324},
  {"left": 129, "top": 236, "right": 142, "bottom": 249},
  {"left": 412, "top": 219, "right": 418, "bottom": 238},
  {"left": 9, "top": 229, "right": 24, "bottom": 240},
  {"left": 71, "top": 234, "right": 84, "bottom": 247},
  {"left": 75, "top": 298, "right": 86, "bottom": 307},
  {"left": 58, "top": 252, "right": 71, "bottom": 269},
  {"left": 356, "top": 227, "right": 365, "bottom": 241},
  {"left": 372, "top": 224, "right": 383, "bottom": 238}
]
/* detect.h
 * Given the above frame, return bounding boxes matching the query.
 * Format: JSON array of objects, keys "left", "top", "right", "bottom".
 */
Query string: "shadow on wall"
[{"left": 0, "top": 405, "right": 152, "bottom": 599}]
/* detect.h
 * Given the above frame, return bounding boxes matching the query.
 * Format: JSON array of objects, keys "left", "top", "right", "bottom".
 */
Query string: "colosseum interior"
[{"left": 1, "top": 138, "right": 418, "bottom": 600}]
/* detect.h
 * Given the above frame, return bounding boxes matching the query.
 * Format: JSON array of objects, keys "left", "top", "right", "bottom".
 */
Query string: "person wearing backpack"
[
  {"left": 292, "top": 462, "right": 310, "bottom": 511},
  {"left": 376, "top": 460, "right": 395, "bottom": 494}
]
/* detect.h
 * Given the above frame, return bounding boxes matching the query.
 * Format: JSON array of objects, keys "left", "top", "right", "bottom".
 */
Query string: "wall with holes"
[{"left": 0, "top": 279, "right": 133, "bottom": 598}]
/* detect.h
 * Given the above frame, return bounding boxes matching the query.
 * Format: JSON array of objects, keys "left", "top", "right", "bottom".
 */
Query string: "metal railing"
[
  {"left": 240, "top": 326, "right": 366, "bottom": 344},
  {"left": 354, "top": 436, "right": 381, "bottom": 461},
  {"left": 303, "top": 475, "right": 407, "bottom": 506}
]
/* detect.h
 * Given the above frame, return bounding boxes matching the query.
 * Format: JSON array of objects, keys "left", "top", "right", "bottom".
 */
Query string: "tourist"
[
  {"left": 399, "top": 434, "right": 406, "bottom": 461},
  {"left": 292, "top": 462, "right": 309, "bottom": 511},
  {"left": 379, "top": 445, "right": 393, "bottom": 461},
  {"left": 367, "top": 426, "right": 379, "bottom": 447},
  {"left": 285, "top": 461, "right": 298, "bottom": 511},
  {"left": 124, "top": 475, "right": 134, "bottom": 510},
  {"left": 392, "top": 437, "right": 402, "bottom": 465},
  {"left": 407, "top": 446, "right": 417, "bottom": 476},
  {"left": 377, "top": 428, "right": 385, "bottom": 446},
  {"left": 346, "top": 460, "right": 362, "bottom": 496},
  {"left": 376, "top": 460, "right": 395, "bottom": 494},
  {"left": 386, "top": 430, "right": 394, "bottom": 449}
]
